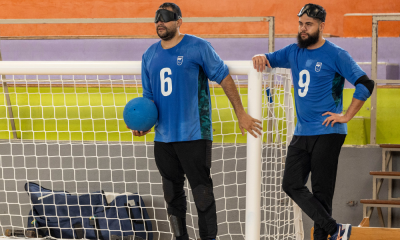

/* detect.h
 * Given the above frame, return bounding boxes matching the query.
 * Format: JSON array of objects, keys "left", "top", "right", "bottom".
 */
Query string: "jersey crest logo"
[
  {"left": 177, "top": 56, "right": 183, "bottom": 66},
  {"left": 315, "top": 62, "right": 322, "bottom": 72}
]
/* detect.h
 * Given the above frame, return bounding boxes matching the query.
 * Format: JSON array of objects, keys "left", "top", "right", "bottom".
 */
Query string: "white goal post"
[{"left": 0, "top": 61, "right": 303, "bottom": 240}]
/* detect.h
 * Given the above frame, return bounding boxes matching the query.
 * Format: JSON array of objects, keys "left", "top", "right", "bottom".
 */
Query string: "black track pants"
[
  {"left": 282, "top": 134, "right": 346, "bottom": 240},
  {"left": 154, "top": 140, "right": 217, "bottom": 240}
]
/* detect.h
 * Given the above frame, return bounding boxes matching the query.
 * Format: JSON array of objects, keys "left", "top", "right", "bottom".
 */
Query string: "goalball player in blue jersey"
[
  {"left": 131, "top": 3, "right": 262, "bottom": 240},
  {"left": 253, "top": 4, "right": 374, "bottom": 240}
]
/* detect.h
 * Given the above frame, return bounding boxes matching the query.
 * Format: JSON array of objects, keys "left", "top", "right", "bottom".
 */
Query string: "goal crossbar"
[{"left": 0, "top": 61, "right": 258, "bottom": 76}]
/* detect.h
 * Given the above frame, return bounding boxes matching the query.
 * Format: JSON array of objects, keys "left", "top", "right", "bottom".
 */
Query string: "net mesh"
[{"left": 0, "top": 68, "right": 300, "bottom": 240}]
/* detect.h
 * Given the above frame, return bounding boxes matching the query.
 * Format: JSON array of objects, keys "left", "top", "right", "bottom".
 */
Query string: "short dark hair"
[{"left": 159, "top": 2, "right": 182, "bottom": 18}]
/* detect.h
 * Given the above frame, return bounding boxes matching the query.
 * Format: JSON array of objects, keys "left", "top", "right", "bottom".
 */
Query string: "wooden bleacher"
[
  {"left": 361, "top": 144, "right": 400, "bottom": 228},
  {"left": 311, "top": 145, "right": 400, "bottom": 239},
  {"left": 311, "top": 217, "right": 400, "bottom": 239}
]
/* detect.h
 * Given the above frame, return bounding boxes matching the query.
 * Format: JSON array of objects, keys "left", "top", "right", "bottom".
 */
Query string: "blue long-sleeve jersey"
[
  {"left": 266, "top": 40, "right": 371, "bottom": 136},
  {"left": 141, "top": 34, "right": 229, "bottom": 142}
]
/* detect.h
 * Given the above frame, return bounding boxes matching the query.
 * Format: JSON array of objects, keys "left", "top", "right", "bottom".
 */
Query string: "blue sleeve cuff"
[
  {"left": 265, "top": 53, "right": 273, "bottom": 67},
  {"left": 211, "top": 63, "right": 229, "bottom": 84},
  {"left": 353, "top": 84, "right": 370, "bottom": 101}
]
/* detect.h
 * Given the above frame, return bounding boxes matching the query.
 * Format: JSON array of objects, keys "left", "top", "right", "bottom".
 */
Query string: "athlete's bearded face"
[
  {"left": 297, "top": 28, "right": 320, "bottom": 48},
  {"left": 297, "top": 15, "right": 322, "bottom": 48},
  {"left": 156, "top": 22, "right": 178, "bottom": 41},
  {"left": 155, "top": 8, "right": 179, "bottom": 41}
]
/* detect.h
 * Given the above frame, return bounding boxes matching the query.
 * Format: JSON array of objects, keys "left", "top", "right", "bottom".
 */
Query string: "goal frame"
[{"left": 0, "top": 60, "right": 303, "bottom": 240}]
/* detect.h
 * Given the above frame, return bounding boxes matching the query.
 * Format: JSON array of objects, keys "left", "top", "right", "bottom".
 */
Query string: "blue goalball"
[{"left": 123, "top": 97, "right": 158, "bottom": 131}]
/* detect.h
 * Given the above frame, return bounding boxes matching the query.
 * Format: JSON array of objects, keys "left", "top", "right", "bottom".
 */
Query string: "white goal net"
[{"left": 0, "top": 61, "right": 303, "bottom": 240}]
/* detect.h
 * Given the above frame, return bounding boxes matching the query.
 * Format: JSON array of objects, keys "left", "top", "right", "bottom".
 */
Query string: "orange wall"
[
  {"left": 0, "top": 0, "right": 399, "bottom": 37},
  {"left": 344, "top": 16, "right": 400, "bottom": 37}
]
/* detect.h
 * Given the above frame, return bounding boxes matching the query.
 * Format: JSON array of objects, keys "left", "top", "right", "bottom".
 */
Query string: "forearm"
[
  {"left": 344, "top": 98, "right": 365, "bottom": 121},
  {"left": 220, "top": 75, "right": 246, "bottom": 117},
  {"left": 323, "top": 76, "right": 372, "bottom": 126}
]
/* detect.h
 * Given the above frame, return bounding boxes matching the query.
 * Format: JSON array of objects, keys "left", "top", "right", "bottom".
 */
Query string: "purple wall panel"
[
  {"left": 0, "top": 39, "right": 159, "bottom": 61},
  {"left": 387, "top": 65, "right": 399, "bottom": 80},
  {"left": 1, "top": 37, "right": 399, "bottom": 84},
  {"left": 1, "top": 37, "right": 399, "bottom": 62}
]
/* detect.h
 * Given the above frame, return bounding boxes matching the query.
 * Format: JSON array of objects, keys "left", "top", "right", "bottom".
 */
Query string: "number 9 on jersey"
[{"left": 298, "top": 69, "right": 310, "bottom": 97}]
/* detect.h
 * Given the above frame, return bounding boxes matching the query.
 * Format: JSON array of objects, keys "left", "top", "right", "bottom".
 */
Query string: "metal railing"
[
  {"left": 344, "top": 13, "right": 400, "bottom": 144},
  {"left": 0, "top": 17, "right": 275, "bottom": 53},
  {"left": 371, "top": 14, "right": 400, "bottom": 144}
]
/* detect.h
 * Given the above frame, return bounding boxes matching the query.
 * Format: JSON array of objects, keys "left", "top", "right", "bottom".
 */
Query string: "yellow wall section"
[
  {"left": 1, "top": 87, "right": 399, "bottom": 145},
  {"left": 0, "top": 0, "right": 399, "bottom": 37}
]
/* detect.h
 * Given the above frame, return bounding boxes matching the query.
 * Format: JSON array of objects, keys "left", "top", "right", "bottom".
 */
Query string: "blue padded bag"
[
  {"left": 25, "top": 182, "right": 107, "bottom": 239},
  {"left": 26, "top": 182, "right": 153, "bottom": 240},
  {"left": 109, "top": 195, "right": 153, "bottom": 240},
  {"left": 94, "top": 194, "right": 153, "bottom": 240}
]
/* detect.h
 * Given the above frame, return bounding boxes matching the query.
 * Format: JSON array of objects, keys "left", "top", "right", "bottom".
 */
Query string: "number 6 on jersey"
[
  {"left": 160, "top": 67, "right": 172, "bottom": 96},
  {"left": 298, "top": 69, "right": 310, "bottom": 97}
]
